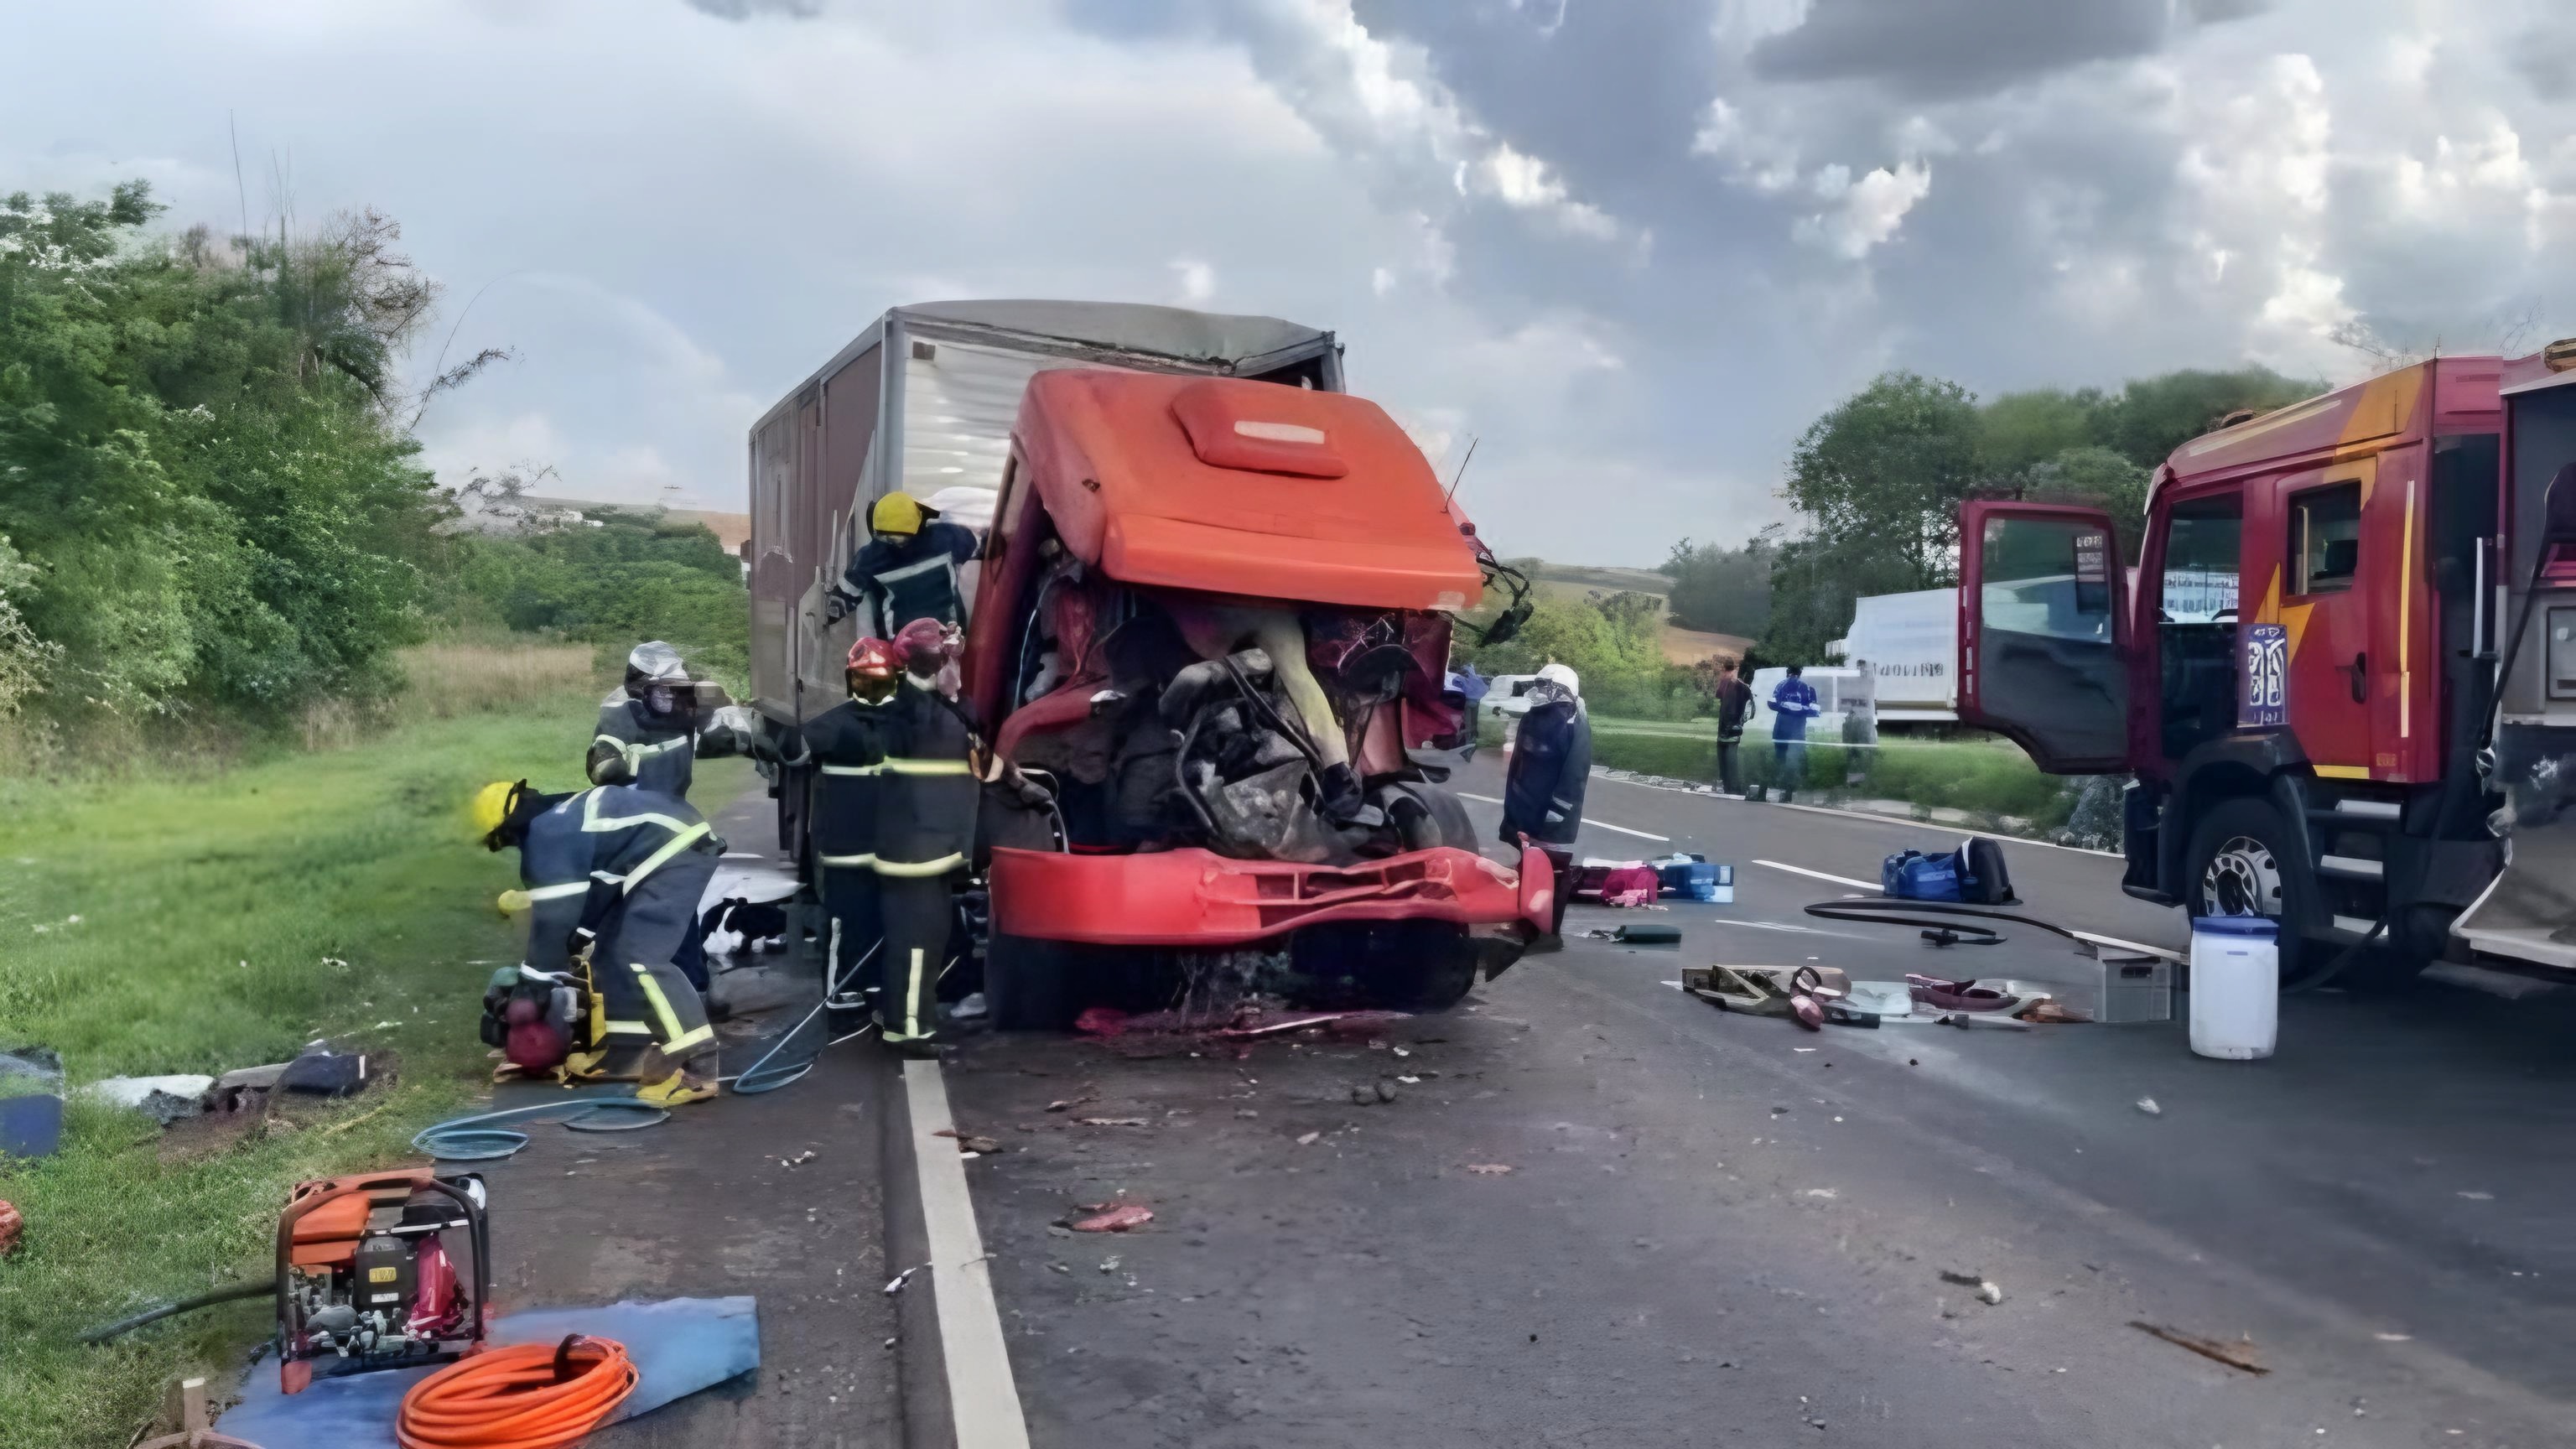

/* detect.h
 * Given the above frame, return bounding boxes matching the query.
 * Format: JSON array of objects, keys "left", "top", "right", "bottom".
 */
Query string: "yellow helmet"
[
  {"left": 869, "top": 491, "right": 926, "bottom": 537},
  {"left": 468, "top": 780, "right": 523, "bottom": 847}
]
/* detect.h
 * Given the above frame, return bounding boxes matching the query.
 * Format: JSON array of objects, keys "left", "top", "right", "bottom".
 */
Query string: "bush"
[{"left": 434, "top": 508, "right": 748, "bottom": 691}]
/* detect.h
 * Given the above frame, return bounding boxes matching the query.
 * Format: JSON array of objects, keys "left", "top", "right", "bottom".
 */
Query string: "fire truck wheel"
[
  {"left": 985, "top": 931, "right": 1075, "bottom": 1031},
  {"left": 2182, "top": 797, "right": 2323, "bottom": 989}
]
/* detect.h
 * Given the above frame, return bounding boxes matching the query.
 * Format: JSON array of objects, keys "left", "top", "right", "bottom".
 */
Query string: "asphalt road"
[{"left": 945, "top": 758, "right": 2576, "bottom": 1448}]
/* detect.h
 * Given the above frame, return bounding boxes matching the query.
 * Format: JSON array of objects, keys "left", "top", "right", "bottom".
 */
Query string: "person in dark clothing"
[
  {"left": 1499, "top": 663, "right": 1591, "bottom": 847},
  {"left": 826, "top": 492, "right": 980, "bottom": 638},
  {"left": 775, "top": 636, "right": 903, "bottom": 1022},
  {"left": 1712, "top": 660, "right": 1754, "bottom": 797},
  {"left": 869, "top": 618, "right": 980, "bottom": 1056},
  {"left": 470, "top": 778, "right": 723, "bottom": 1107},
  {"left": 586, "top": 641, "right": 757, "bottom": 802}
]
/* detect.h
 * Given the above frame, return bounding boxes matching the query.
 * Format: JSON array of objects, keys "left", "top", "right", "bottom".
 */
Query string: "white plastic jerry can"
[{"left": 2189, "top": 916, "right": 2278, "bottom": 1061}]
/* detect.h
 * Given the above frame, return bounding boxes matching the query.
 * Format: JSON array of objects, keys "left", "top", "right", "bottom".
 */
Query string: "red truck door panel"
[
  {"left": 2268, "top": 460, "right": 2377, "bottom": 777},
  {"left": 1958, "top": 502, "right": 2132, "bottom": 774}
]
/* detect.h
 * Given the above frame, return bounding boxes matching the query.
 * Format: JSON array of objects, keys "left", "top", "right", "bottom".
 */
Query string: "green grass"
[
  {"left": 0, "top": 684, "right": 757, "bottom": 1448},
  {"left": 1484, "top": 714, "right": 2082, "bottom": 835}
]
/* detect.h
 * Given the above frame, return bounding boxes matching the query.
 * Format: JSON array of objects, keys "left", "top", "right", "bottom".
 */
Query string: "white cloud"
[
  {"left": 1169, "top": 256, "right": 1218, "bottom": 304},
  {"left": 1371, "top": 265, "right": 1398, "bottom": 295},
  {"left": 1794, "top": 158, "right": 1933, "bottom": 259}
]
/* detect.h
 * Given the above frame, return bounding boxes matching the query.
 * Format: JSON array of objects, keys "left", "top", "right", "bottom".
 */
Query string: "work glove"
[{"left": 823, "top": 589, "right": 852, "bottom": 625}]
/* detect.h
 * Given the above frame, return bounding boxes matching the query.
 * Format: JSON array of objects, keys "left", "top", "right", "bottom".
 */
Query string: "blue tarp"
[{"left": 218, "top": 1296, "right": 759, "bottom": 1446}]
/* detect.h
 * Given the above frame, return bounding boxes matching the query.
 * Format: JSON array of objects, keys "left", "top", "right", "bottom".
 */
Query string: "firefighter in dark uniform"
[
  {"left": 587, "top": 641, "right": 756, "bottom": 802},
  {"left": 872, "top": 618, "right": 980, "bottom": 1057},
  {"left": 470, "top": 778, "right": 724, "bottom": 1106},
  {"left": 776, "top": 636, "right": 903, "bottom": 1019},
  {"left": 826, "top": 492, "right": 979, "bottom": 638}
]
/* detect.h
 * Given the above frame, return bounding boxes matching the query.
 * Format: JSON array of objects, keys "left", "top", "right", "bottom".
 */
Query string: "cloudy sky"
[{"left": 9, "top": 0, "right": 2576, "bottom": 564}]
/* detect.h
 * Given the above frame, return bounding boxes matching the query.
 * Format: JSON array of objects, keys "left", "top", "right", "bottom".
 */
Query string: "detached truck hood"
[{"left": 1014, "top": 370, "right": 1484, "bottom": 613}]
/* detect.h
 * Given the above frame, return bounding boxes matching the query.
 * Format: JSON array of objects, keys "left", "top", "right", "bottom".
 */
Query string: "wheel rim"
[{"left": 2199, "top": 834, "right": 2284, "bottom": 920}]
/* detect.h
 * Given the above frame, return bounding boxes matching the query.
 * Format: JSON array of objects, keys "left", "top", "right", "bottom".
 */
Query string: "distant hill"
[{"left": 1511, "top": 558, "right": 1746, "bottom": 665}]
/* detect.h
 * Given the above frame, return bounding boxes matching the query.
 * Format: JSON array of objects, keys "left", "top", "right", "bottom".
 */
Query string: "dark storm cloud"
[
  {"left": 2511, "top": 22, "right": 2576, "bottom": 99},
  {"left": 1750, "top": 0, "right": 2251, "bottom": 99}
]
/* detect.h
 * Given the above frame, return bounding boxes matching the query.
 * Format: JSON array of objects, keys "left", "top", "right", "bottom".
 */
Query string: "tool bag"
[{"left": 1883, "top": 838, "right": 2018, "bottom": 905}]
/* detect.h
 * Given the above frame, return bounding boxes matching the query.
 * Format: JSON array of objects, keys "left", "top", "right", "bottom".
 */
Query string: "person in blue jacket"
[
  {"left": 470, "top": 778, "right": 723, "bottom": 1106},
  {"left": 1768, "top": 663, "right": 1822, "bottom": 804}
]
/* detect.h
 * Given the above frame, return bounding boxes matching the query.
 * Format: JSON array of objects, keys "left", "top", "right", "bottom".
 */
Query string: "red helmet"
[{"left": 893, "top": 617, "right": 959, "bottom": 672}]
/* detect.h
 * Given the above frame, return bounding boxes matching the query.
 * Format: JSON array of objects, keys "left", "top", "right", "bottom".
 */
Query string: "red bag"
[{"left": 1599, "top": 865, "right": 1661, "bottom": 906}]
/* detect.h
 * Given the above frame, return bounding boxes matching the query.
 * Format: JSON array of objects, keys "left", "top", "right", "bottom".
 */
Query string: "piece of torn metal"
[{"left": 2128, "top": 1321, "right": 2268, "bottom": 1375}]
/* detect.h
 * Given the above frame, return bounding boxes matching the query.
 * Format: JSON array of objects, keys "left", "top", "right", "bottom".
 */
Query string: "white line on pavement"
[
  {"left": 1457, "top": 793, "right": 1670, "bottom": 842},
  {"left": 903, "top": 1059, "right": 1031, "bottom": 1449},
  {"left": 1752, "top": 860, "right": 2183, "bottom": 963},
  {"left": 1590, "top": 771, "right": 2122, "bottom": 860}
]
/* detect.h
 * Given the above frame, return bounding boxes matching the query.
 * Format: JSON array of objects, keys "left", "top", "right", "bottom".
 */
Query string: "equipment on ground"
[
  {"left": 394, "top": 1336, "right": 638, "bottom": 1449},
  {"left": 274, "top": 1171, "right": 491, "bottom": 1394},
  {"left": 2189, "top": 916, "right": 2280, "bottom": 1059}
]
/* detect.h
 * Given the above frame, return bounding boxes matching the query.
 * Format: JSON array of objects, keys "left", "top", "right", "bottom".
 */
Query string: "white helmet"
[{"left": 1535, "top": 662, "right": 1581, "bottom": 698}]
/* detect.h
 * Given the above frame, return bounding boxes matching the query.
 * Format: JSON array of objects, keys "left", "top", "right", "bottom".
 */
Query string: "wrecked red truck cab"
[{"left": 969, "top": 369, "right": 1552, "bottom": 1023}]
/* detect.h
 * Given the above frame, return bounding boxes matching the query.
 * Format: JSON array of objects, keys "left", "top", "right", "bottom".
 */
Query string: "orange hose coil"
[{"left": 396, "top": 1337, "right": 638, "bottom": 1449}]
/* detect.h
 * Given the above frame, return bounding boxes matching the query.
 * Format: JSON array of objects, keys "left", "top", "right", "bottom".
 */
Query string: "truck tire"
[
  {"left": 985, "top": 931, "right": 1074, "bottom": 1031},
  {"left": 2180, "top": 797, "right": 2324, "bottom": 989},
  {"left": 1291, "top": 918, "right": 1479, "bottom": 1011}
]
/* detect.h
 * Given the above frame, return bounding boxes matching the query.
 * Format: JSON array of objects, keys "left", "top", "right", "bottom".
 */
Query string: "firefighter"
[
  {"left": 470, "top": 777, "right": 724, "bottom": 1106},
  {"left": 1500, "top": 662, "right": 1591, "bottom": 848},
  {"left": 587, "top": 641, "right": 756, "bottom": 801},
  {"left": 776, "top": 636, "right": 903, "bottom": 1021},
  {"left": 826, "top": 492, "right": 980, "bottom": 638},
  {"left": 871, "top": 618, "right": 979, "bottom": 1057}
]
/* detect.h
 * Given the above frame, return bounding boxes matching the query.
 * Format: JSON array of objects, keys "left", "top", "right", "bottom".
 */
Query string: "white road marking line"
[
  {"left": 903, "top": 1059, "right": 1031, "bottom": 1449},
  {"left": 1589, "top": 771, "right": 2122, "bottom": 860},
  {"left": 1753, "top": 860, "right": 2184, "bottom": 962},
  {"left": 1754, "top": 859, "right": 1877, "bottom": 891},
  {"left": 1457, "top": 793, "right": 1670, "bottom": 843}
]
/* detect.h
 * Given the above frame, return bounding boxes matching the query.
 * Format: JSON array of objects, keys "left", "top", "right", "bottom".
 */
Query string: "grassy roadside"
[
  {"left": 0, "top": 643, "right": 755, "bottom": 1449},
  {"left": 1482, "top": 714, "right": 2106, "bottom": 841}
]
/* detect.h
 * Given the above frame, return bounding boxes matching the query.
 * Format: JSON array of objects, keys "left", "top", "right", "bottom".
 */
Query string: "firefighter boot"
[{"left": 634, "top": 1048, "right": 721, "bottom": 1107}]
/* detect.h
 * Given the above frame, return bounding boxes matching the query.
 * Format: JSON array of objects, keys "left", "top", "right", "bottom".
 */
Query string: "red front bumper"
[{"left": 989, "top": 844, "right": 1555, "bottom": 947}]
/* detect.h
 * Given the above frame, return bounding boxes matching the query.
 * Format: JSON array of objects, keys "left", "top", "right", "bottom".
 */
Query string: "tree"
[
  {"left": 1977, "top": 387, "right": 2101, "bottom": 478},
  {"left": 2090, "top": 366, "right": 2319, "bottom": 469},
  {"left": 2021, "top": 444, "right": 2152, "bottom": 560},
  {"left": 1659, "top": 535, "right": 1773, "bottom": 636},
  {"left": 1778, "top": 371, "right": 1982, "bottom": 591}
]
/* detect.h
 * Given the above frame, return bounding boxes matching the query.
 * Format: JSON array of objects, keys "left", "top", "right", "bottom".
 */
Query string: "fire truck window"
[
  {"left": 2155, "top": 496, "right": 2243, "bottom": 760},
  {"left": 2290, "top": 482, "right": 2362, "bottom": 595}
]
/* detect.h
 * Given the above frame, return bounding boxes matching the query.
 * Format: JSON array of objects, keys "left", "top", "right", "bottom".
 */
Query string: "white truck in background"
[{"left": 1830, "top": 587, "right": 1957, "bottom": 725}]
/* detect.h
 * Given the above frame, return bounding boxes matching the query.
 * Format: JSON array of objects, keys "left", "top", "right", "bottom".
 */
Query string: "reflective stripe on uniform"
[
  {"left": 629, "top": 963, "right": 698, "bottom": 1048},
  {"left": 898, "top": 946, "right": 927, "bottom": 1041},
  {"left": 580, "top": 787, "right": 699, "bottom": 836},
  {"left": 523, "top": 880, "right": 590, "bottom": 901},
  {"left": 620, "top": 822, "right": 712, "bottom": 891},
  {"left": 602, "top": 1020, "right": 653, "bottom": 1038},
  {"left": 873, "top": 852, "right": 965, "bottom": 878},
  {"left": 819, "top": 762, "right": 883, "bottom": 776},
  {"left": 882, "top": 758, "right": 972, "bottom": 776},
  {"left": 818, "top": 851, "right": 878, "bottom": 868}
]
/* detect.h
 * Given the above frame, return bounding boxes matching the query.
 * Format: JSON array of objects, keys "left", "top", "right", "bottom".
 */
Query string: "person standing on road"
[
  {"left": 1712, "top": 659, "right": 1753, "bottom": 797},
  {"left": 774, "top": 636, "right": 902, "bottom": 1022},
  {"left": 1500, "top": 662, "right": 1591, "bottom": 848},
  {"left": 470, "top": 777, "right": 724, "bottom": 1106},
  {"left": 586, "top": 641, "right": 756, "bottom": 802},
  {"left": 827, "top": 492, "right": 980, "bottom": 638},
  {"left": 870, "top": 618, "right": 980, "bottom": 1057},
  {"left": 1768, "top": 663, "right": 1821, "bottom": 803}
]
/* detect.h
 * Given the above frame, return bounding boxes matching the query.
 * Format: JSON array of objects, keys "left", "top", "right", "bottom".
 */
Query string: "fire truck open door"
[
  {"left": 1956, "top": 501, "right": 2133, "bottom": 775},
  {"left": 2452, "top": 378, "right": 2576, "bottom": 971}
]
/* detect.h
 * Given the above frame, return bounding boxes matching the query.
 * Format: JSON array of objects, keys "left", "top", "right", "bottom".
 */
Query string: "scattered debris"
[
  {"left": 2128, "top": 1322, "right": 2268, "bottom": 1375},
  {"left": 82, "top": 1075, "right": 213, "bottom": 1126},
  {"left": 1296, "top": 1131, "right": 1322, "bottom": 1145},
  {"left": 1071, "top": 1204, "right": 1155, "bottom": 1233},
  {"left": 1098, "top": 1255, "right": 1122, "bottom": 1273},
  {"left": 1465, "top": 1163, "right": 1514, "bottom": 1176},
  {"left": 1938, "top": 1012, "right": 2031, "bottom": 1031},
  {"left": 2016, "top": 1001, "right": 2090, "bottom": 1024},
  {"left": 1076, "top": 1117, "right": 1150, "bottom": 1128},
  {"left": 2374, "top": 1332, "right": 2411, "bottom": 1343},
  {"left": 2456, "top": 1191, "right": 2493, "bottom": 1201},
  {"left": 931, "top": 1132, "right": 1000, "bottom": 1155},
  {"left": 1802, "top": 1188, "right": 1837, "bottom": 1199},
  {"left": 1043, "top": 1095, "right": 1096, "bottom": 1114},
  {"left": 0, "top": 1198, "right": 21, "bottom": 1256},
  {"left": 2135, "top": 1098, "right": 2163, "bottom": 1117},
  {"left": 277, "top": 1043, "right": 371, "bottom": 1098},
  {"left": 884, "top": 1265, "right": 927, "bottom": 1296},
  {"left": 777, "top": 1149, "right": 820, "bottom": 1167}
]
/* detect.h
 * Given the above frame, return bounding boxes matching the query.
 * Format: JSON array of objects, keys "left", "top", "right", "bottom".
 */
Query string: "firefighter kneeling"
[{"left": 470, "top": 777, "right": 725, "bottom": 1106}]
